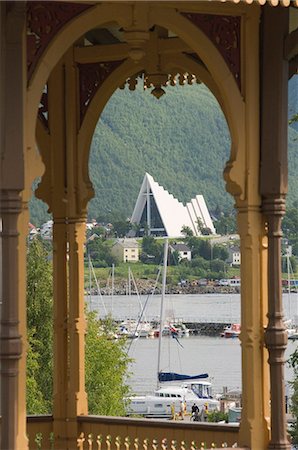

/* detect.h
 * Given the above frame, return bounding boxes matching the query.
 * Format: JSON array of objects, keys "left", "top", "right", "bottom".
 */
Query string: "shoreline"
[{"left": 87, "top": 283, "right": 240, "bottom": 296}]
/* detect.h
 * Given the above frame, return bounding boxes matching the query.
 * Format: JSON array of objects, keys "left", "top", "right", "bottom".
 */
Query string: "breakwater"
[
  {"left": 184, "top": 322, "right": 231, "bottom": 336},
  {"left": 88, "top": 281, "right": 240, "bottom": 296},
  {"left": 113, "top": 320, "right": 231, "bottom": 337}
]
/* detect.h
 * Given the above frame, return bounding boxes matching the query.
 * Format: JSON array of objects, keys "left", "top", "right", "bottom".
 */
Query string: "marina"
[{"left": 88, "top": 292, "right": 298, "bottom": 398}]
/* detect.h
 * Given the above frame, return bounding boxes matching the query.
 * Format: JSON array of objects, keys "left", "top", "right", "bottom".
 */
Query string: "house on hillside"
[
  {"left": 111, "top": 238, "right": 139, "bottom": 263},
  {"left": 40, "top": 220, "right": 53, "bottom": 240},
  {"left": 227, "top": 246, "right": 241, "bottom": 267},
  {"left": 28, "top": 223, "right": 39, "bottom": 239},
  {"left": 169, "top": 243, "right": 192, "bottom": 262}
]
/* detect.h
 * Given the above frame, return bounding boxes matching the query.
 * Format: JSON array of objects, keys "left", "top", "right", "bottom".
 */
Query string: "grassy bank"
[{"left": 84, "top": 261, "right": 241, "bottom": 289}]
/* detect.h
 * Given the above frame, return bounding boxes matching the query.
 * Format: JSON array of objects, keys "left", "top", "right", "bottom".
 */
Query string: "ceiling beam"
[{"left": 74, "top": 37, "right": 192, "bottom": 64}]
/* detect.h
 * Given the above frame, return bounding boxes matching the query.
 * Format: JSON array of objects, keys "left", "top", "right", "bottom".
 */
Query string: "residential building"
[
  {"left": 228, "top": 246, "right": 241, "bottom": 266},
  {"left": 111, "top": 239, "right": 139, "bottom": 263},
  {"left": 169, "top": 243, "right": 192, "bottom": 262}
]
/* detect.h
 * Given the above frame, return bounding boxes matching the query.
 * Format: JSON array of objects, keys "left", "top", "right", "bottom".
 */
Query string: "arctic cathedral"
[{"left": 130, "top": 173, "right": 215, "bottom": 238}]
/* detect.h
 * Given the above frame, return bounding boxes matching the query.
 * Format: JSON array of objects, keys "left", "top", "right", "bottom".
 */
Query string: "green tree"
[
  {"left": 141, "top": 236, "right": 163, "bottom": 264},
  {"left": 181, "top": 225, "right": 194, "bottom": 237},
  {"left": 85, "top": 312, "right": 132, "bottom": 415},
  {"left": 86, "top": 237, "right": 117, "bottom": 267},
  {"left": 282, "top": 206, "right": 298, "bottom": 256},
  {"left": 183, "top": 236, "right": 202, "bottom": 258},
  {"left": 213, "top": 245, "right": 229, "bottom": 261},
  {"left": 288, "top": 349, "right": 298, "bottom": 445},
  {"left": 215, "top": 213, "right": 237, "bottom": 235},
  {"left": 27, "top": 238, "right": 53, "bottom": 413},
  {"left": 27, "top": 330, "right": 50, "bottom": 414},
  {"left": 112, "top": 219, "right": 132, "bottom": 238}
]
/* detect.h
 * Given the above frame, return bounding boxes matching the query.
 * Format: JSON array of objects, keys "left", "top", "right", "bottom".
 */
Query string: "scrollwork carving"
[
  {"left": 78, "top": 61, "right": 125, "bottom": 125},
  {"left": 182, "top": 13, "right": 241, "bottom": 88},
  {"left": 38, "top": 84, "right": 48, "bottom": 131},
  {"left": 27, "top": 1, "right": 92, "bottom": 80}
]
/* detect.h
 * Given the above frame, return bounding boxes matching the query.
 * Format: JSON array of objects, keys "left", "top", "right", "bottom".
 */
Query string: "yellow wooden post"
[
  {"left": 237, "top": 209, "right": 270, "bottom": 449},
  {"left": 0, "top": 4, "right": 27, "bottom": 449},
  {"left": 36, "top": 50, "right": 88, "bottom": 448}
]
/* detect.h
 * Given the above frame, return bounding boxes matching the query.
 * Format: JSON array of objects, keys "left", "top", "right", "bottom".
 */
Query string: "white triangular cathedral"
[{"left": 130, "top": 173, "right": 216, "bottom": 238}]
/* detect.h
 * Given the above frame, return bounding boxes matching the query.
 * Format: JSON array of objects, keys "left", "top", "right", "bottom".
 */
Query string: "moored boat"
[
  {"left": 221, "top": 323, "right": 240, "bottom": 338},
  {"left": 126, "top": 240, "right": 219, "bottom": 418},
  {"left": 126, "top": 380, "right": 220, "bottom": 418}
]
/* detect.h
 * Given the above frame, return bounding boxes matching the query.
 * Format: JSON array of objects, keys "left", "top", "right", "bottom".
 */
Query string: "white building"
[
  {"left": 228, "top": 246, "right": 241, "bottom": 266},
  {"left": 169, "top": 243, "right": 192, "bottom": 261},
  {"left": 111, "top": 238, "right": 139, "bottom": 263},
  {"left": 40, "top": 220, "right": 53, "bottom": 240},
  {"left": 130, "top": 173, "right": 215, "bottom": 238}
]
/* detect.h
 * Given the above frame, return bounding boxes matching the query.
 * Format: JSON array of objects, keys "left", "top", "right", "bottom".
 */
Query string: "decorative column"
[
  {"left": 261, "top": 5, "right": 291, "bottom": 450},
  {"left": 237, "top": 206, "right": 270, "bottom": 450},
  {"left": 52, "top": 219, "right": 69, "bottom": 448},
  {"left": 0, "top": 3, "right": 27, "bottom": 450},
  {"left": 64, "top": 49, "right": 88, "bottom": 422},
  {"left": 223, "top": 7, "right": 271, "bottom": 449},
  {"left": 67, "top": 219, "right": 88, "bottom": 420},
  {"left": 0, "top": 191, "right": 23, "bottom": 450},
  {"left": 36, "top": 50, "right": 89, "bottom": 449},
  {"left": 16, "top": 198, "right": 30, "bottom": 450}
]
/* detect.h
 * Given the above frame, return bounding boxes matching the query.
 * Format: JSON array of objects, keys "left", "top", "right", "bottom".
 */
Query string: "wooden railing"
[
  {"left": 76, "top": 433, "right": 241, "bottom": 450},
  {"left": 27, "top": 415, "right": 244, "bottom": 450}
]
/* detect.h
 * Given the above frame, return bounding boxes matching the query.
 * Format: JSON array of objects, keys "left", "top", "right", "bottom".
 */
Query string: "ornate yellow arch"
[
  {"left": 29, "top": 4, "right": 268, "bottom": 448},
  {"left": 28, "top": 2, "right": 250, "bottom": 203}
]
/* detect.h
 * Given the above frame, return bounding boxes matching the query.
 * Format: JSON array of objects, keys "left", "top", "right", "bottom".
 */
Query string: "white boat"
[
  {"left": 126, "top": 240, "right": 219, "bottom": 418},
  {"left": 127, "top": 380, "right": 220, "bottom": 418},
  {"left": 288, "top": 331, "right": 298, "bottom": 340},
  {"left": 221, "top": 323, "right": 241, "bottom": 338}
]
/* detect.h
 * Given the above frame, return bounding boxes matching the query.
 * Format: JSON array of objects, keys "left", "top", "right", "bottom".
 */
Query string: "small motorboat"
[{"left": 221, "top": 323, "right": 241, "bottom": 338}]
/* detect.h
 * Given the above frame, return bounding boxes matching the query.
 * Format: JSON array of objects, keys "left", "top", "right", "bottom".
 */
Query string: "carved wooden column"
[
  {"left": 237, "top": 206, "right": 270, "bottom": 450},
  {"left": 67, "top": 219, "right": 88, "bottom": 419},
  {"left": 52, "top": 219, "right": 69, "bottom": 448},
  {"left": 65, "top": 49, "right": 88, "bottom": 429},
  {"left": 0, "top": 191, "right": 23, "bottom": 450},
  {"left": 261, "top": 6, "right": 291, "bottom": 450},
  {"left": 36, "top": 50, "right": 88, "bottom": 448},
  {"left": 17, "top": 199, "right": 30, "bottom": 450},
  {"left": 0, "top": 4, "right": 27, "bottom": 450}
]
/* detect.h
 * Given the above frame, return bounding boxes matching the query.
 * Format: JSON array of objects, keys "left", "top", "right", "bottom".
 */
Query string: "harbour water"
[{"left": 88, "top": 292, "right": 298, "bottom": 396}]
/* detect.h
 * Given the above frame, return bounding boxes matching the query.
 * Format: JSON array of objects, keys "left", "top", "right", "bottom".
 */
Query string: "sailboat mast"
[
  {"left": 157, "top": 238, "right": 169, "bottom": 388},
  {"left": 88, "top": 253, "right": 92, "bottom": 311},
  {"left": 111, "top": 263, "right": 115, "bottom": 316},
  {"left": 287, "top": 247, "right": 291, "bottom": 319}
]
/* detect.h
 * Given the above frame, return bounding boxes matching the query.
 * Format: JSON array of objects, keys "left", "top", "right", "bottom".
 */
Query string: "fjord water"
[{"left": 89, "top": 293, "right": 298, "bottom": 396}]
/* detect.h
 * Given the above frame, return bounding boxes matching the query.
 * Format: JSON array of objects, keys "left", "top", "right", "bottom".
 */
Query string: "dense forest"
[{"left": 29, "top": 77, "right": 298, "bottom": 226}]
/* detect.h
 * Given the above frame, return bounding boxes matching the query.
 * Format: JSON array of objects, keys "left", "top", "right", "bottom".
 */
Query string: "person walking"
[{"left": 180, "top": 400, "right": 186, "bottom": 420}]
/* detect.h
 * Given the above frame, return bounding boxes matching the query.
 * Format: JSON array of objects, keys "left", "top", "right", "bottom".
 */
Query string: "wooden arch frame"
[{"left": 28, "top": 2, "right": 246, "bottom": 204}]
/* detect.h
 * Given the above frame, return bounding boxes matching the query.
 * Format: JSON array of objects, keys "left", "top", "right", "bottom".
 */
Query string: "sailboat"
[{"left": 126, "top": 239, "right": 220, "bottom": 418}]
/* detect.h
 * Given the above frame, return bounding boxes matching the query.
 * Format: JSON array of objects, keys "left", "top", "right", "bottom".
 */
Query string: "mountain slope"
[{"left": 89, "top": 83, "right": 232, "bottom": 221}]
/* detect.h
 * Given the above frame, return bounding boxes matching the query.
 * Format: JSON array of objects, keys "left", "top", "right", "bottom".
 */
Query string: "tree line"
[{"left": 26, "top": 239, "right": 131, "bottom": 415}]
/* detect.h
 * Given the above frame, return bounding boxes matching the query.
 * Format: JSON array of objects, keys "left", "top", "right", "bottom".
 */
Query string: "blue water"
[{"left": 88, "top": 293, "right": 298, "bottom": 395}]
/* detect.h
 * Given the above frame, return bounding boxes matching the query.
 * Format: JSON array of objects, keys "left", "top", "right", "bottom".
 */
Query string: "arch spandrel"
[
  {"left": 27, "top": 2, "right": 136, "bottom": 146},
  {"left": 147, "top": 5, "right": 247, "bottom": 204},
  {"left": 77, "top": 59, "right": 144, "bottom": 213}
]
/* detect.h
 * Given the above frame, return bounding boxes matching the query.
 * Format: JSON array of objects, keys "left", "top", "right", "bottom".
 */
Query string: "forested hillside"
[
  {"left": 289, "top": 76, "right": 298, "bottom": 132},
  {"left": 30, "top": 78, "right": 298, "bottom": 225}
]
